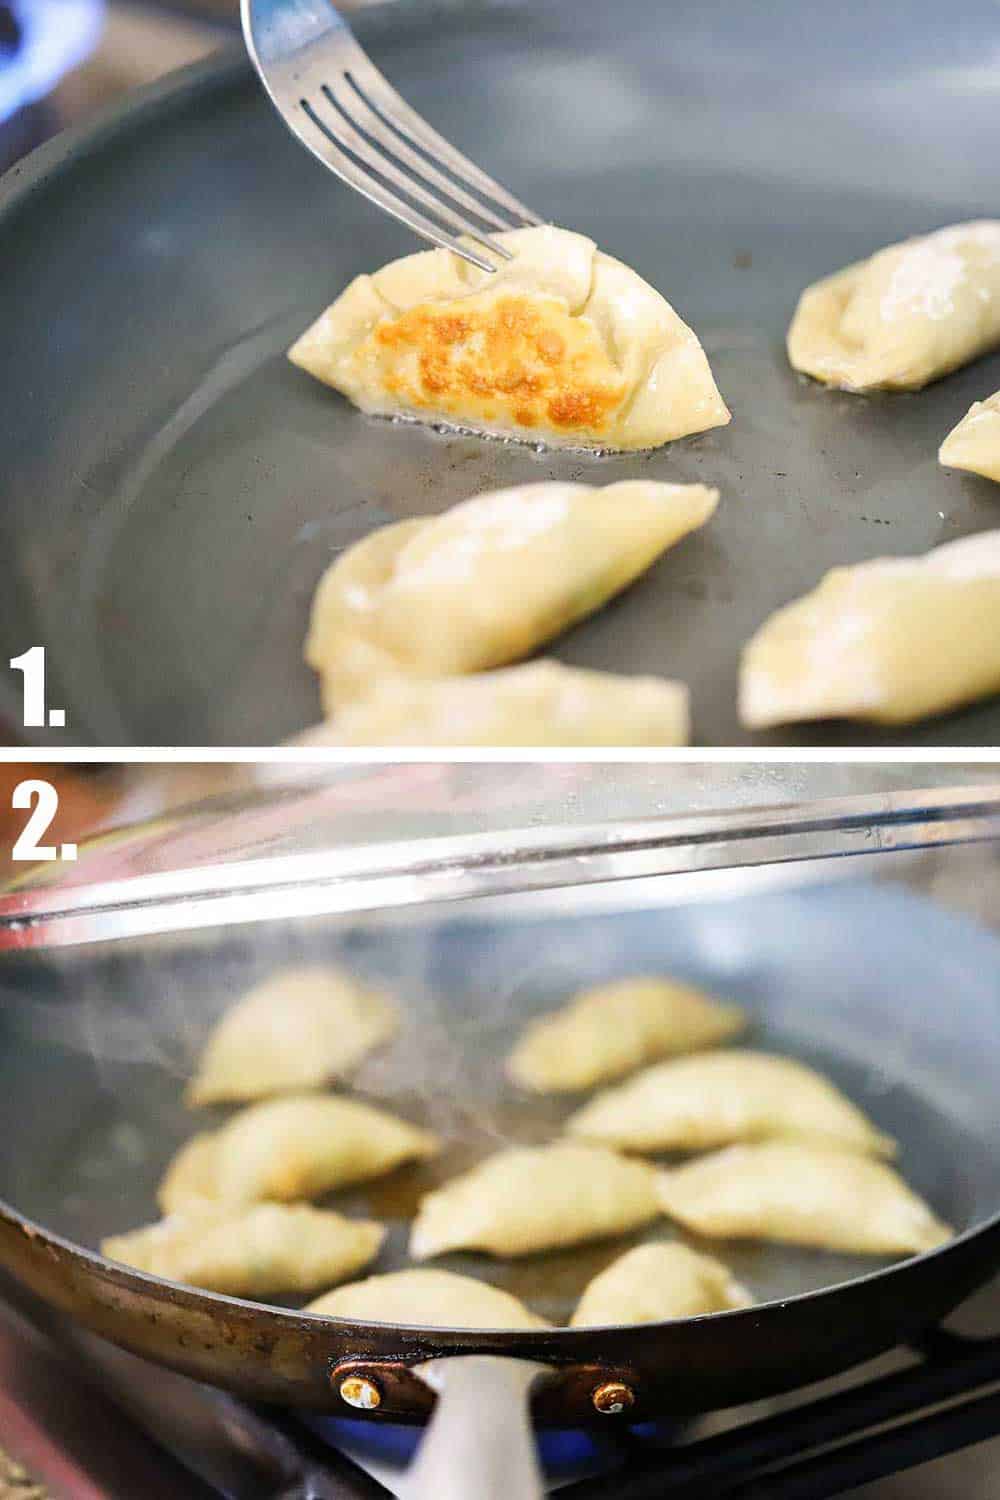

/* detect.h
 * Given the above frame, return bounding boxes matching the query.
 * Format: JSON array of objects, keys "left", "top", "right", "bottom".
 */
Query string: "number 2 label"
[{"left": 11, "top": 781, "right": 77, "bottom": 862}]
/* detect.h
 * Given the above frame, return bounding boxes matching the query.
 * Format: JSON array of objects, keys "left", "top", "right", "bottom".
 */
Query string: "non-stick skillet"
[
  {"left": 2, "top": 0, "right": 1000, "bottom": 746},
  {"left": 1, "top": 780, "right": 1000, "bottom": 1496}
]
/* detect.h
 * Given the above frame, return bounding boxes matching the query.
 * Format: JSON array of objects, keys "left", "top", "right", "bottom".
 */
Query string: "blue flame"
[{"left": 0, "top": 0, "right": 104, "bottom": 125}]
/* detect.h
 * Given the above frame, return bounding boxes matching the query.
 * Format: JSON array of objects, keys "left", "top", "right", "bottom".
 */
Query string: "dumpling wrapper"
[
  {"left": 307, "top": 1268, "right": 549, "bottom": 1330},
  {"left": 570, "top": 1242, "right": 751, "bottom": 1326},
  {"left": 186, "top": 965, "right": 399, "bottom": 1107},
  {"left": 740, "top": 530, "right": 1000, "bottom": 727},
  {"left": 305, "top": 479, "right": 717, "bottom": 710},
  {"left": 788, "top": 221, "right": 1000, "bottom": 391},
  {"left": 159, "top": 1094, "right": 439, "bottom": 1213},
  {"left": 294, "top": 661, "right": 690, "bottom": 747},
  {"left": 102, "top": 1203, "right": 384, "bottom": 1297},
  {"left": 657, "top": 1143, "right": 951, "bottom": 1255},
  {"left": 940, "top": 390, "right": 1000, "bottom": 483},
  {"left": 507, "top": 977, "right": 746, "bottom": 1094},
  {"left": 567, "top": 1050, "right": 895, "bottom": 1158},
  {"left": 289, "top": 225, "right": 730, "bottom": 451},
  {"left": 410, "top": 1144, "right": 661, "bottom": 1258}
]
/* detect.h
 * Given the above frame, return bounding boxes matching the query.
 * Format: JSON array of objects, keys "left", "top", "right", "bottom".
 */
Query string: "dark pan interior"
[
  {"left": 1, "top": 878, "right": 999, "bottom": 1328},
  {"left": 2, "top": 0, "right": 1000, "bottom": 746}
]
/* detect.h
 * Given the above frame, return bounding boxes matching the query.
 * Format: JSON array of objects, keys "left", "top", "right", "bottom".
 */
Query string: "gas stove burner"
[
  {"left": 304, "top": 1412, "right": 640, "bottom": 1489},
  {"left": 0, "top": 0, "right": 101, "bottom": 128}
]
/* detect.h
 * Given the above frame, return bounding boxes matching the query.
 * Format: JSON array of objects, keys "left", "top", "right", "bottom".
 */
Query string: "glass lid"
[{"left": 1, "top": 764, "right": 999, "bottom": 950}]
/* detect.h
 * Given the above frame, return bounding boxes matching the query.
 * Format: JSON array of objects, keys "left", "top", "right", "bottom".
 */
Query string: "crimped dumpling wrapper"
[
  {"left": 788, "top": 221, "right": 1000, "bottom": 391},
  {"left": 102, "top": 1202, "right": 384, "bottom": 1296},
  {"left": 567, "top": 1050, "right": 895, "bottom": 1157},
  {"left": 570, "top": 1242, "right": 751, "bottom": 1326},
  {"left": 187, "top": 965, "right": 399, "bottom": 1107},
  {"left": 308, "top": 1268, "right": 549, "bottom": 1330},
  {"left": 294, "top": 660, "right": 690, "bottom": 748},
  {"left": 940, "top": 390, "right": 1000, "bottom": 484},
  {"left": 304, "top": 479, "right": 717, "bottom": 710},
  {"left": 290, "top": 225, "right": 729, "bottom": 451},
  {"left": 410, "top": 1143, "right": 661, "bottom": 1259},
  {"left": 740, "top": 530, "right": 1000, "bottom": 728},
  {"left": 657, "top": 1143, "right": 952, "bottom": 1254},
  {"left": 159, "top": 1094, "right": 438, "bottom": 1212},
  {"left": 508, "top": 976, "right": 745, "bottom": 1094}
]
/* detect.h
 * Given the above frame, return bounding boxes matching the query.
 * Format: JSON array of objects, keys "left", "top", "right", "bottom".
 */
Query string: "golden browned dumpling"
[
  {"left": 788, "top": 221, "right": 1000, "bottom": 391},
  {"left": 307, "top": 1268, "right": 549, "bottom": 1329},
  {"left": 289, "top": 226, "right": 730, "bottom": 451},
  {"left": 159, "top": 1095, "right": 438, "bottom": 1213},
  {"left": 566, "top": 1051, "right": 895, "bottom": 1157},
  {"left": 304, "top": 479, "right": 717, "bottom": 710},
  {"left": 740, "top": 531, "right": 1000, "bottom": 728},
  {"left": 295, "top": 661, "right": 690, "bottom": 747},
  {"left": 410, "top": 1144, "right": 661, "bottom": 1259},
  {"left": 186, "top": 965, "right": 399, "bottom": 1107},
  {"left": 940, "top": 391, "right": 1000, "bottom": 483},
  {"left": 507, "top": 977, "right": 745, "bottom": 1094},
  {"left": 102, "top": 1203, "right": 384, "bottom": 1297},
  {"left": 570, "top": 1242, "right": 751, "bottom": 1326},
  {"left": 657, "top": 1143, "right": 951, "bottom": 1254}
]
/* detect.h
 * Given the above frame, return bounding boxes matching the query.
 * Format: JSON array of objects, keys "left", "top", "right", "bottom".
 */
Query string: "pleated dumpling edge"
[
  {"left": 289, "top": 225, "right": 730, "bottom": 451},
  {"left": 787, "top": 221, "right": 1000, "bottom": 392},
  {"left": 940, "top": 391, "right": 1000, "bottom": 484}
]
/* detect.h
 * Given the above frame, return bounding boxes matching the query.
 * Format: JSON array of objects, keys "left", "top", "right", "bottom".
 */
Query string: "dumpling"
[
  {"left": 159, "top": 1094, "right": 439, "bottom": 1213},
  {"left": 657, "top": 1143, "right": 951, "bottom": 1254},
  {"left": 295, "top": 661, "right": 690, "bottom": 747},
  {"left": 940, "top": 391, "right": 1000, "bottom": 483},
  {"left": 410, "top": 1144, "right": 661, "bottom": 1258},
  {"left": 566, "top": 1051, "right": 895, "bottom": 1157},
  {"left": 159, "top": 1133, "right": 218, "bottom": 1209},
  {"left": 740, "top": 531, "right": 1000, "bottom": 727},
  {"left": 307, "top": 1268, "right": 549, "bottom": 1329},
  {"left": 289, "top": 225, "right": 730, "bottom": 451},
  {"left": 788, "top": 221, "right": 1000, "bottom": 391},
  {"left": 305, "top": 479, "right": 717, "bottom": 710},
  {"left": 570, "top": 1242, "right": 751, "bottom": 1326},
  {"left": 101, "top": 1203, "right": 384, "bottom": 1297},
  {"left": 186, "top": 965, "right": 399, "bottom": 1106},
  {"left": 507, "top": 977, "right": 745, "bottom": 1094}
]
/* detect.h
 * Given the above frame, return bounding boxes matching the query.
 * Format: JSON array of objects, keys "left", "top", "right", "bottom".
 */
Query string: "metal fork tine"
[
  {"left": 306, "top": 94, "right": 506, "bottom": 264},
  {"left": 325, "top": 74, "right": 519, "bottom": 239},
  {"left": 296, "top": 104, "right": 503, "bottom": 273},
  {"left": 243, "top": 0, "right": 543, "bottom": 265},
  {"left": 346, "top": 54, "right": 544, "bottom": 228}
]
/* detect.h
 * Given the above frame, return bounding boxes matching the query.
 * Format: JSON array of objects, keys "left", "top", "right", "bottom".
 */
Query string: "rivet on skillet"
[
  {"left": 591, "top": 1380, "right": 635, "bottom": 1416},
  {"left": 339, "top": 1374, "right": 382, "bottom": 1410}
]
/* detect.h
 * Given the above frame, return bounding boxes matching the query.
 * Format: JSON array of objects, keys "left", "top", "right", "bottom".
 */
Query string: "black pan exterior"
[
  {"left": 2, "top": 0, "right": 1000, "bottom": 745},
  {"left": 2, "top": 1203, "right": 999, "bottom": 1422}
]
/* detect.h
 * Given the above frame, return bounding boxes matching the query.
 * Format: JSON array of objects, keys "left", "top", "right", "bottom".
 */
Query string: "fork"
[{"left": 241, "top": 0, "right": 543, "bottom": 273}]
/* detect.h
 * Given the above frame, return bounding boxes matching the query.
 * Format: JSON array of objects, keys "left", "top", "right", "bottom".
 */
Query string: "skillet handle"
[{"left": 396, "top": 1355, "right": 550, "bottom": 1500}]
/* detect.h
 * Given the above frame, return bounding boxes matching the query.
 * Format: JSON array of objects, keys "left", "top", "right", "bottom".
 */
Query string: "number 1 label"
[{"left": 9, "top": 647, "right": 66, "bottom": 729}]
